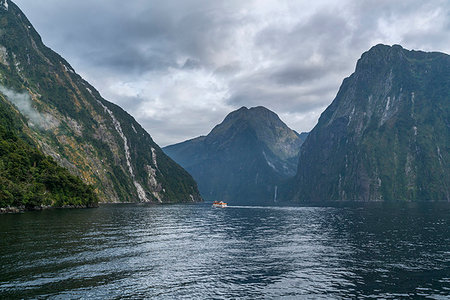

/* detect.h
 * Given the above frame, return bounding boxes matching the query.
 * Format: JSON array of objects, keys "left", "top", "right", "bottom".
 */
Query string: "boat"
[{"left": 212, "top": 201, "right": 227, "bottom": 208}]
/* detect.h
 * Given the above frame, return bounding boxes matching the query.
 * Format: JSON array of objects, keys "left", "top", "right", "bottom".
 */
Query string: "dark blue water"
[{"left": 0, "top": 203, "right": 449, "bottom": 299}]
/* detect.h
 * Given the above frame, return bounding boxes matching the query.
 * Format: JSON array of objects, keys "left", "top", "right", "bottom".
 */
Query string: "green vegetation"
[
  {"left": 291, "top": 44, "right": 450, "bottom": 202},
  {"left": 0, "top": 98, "right": 98, "bottom": 209},
  {"left": 0, "top": 2, "right": 202, "bottom": 204}
]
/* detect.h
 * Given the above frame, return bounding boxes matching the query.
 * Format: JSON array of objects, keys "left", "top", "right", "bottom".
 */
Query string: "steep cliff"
[
  {"left": 0, "top": 94, "right": 99, "bottom": 209},
  {"left": 0, "top": 1, "right": 201, "bottom": 203},
  {"left": 291, "top": 44, "right": 449, "bottom": 201}
]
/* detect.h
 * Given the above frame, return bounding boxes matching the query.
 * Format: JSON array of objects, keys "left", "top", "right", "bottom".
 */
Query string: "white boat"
[{"left": 212, "top": 201, "right": 227, "bottom": 208}]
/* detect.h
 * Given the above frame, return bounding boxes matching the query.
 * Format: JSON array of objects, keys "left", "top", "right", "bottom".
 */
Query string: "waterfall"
[
  {"left": 96, "top": 99, "right": 149, "bottom": 202},
  {"left": 274, "top": 185, "right": 278, "bottom": 203}
]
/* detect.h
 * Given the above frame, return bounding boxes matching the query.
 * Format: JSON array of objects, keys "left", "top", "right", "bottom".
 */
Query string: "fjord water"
[{"left": 0, "top": 203, "right": 449, "bottom": 299}]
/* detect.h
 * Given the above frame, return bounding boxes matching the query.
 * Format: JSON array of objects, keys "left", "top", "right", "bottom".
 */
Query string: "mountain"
[
  {"left": 290, "top": 44, "right": 450, "bottom": 202},
  {"left": 163, "top": 106, "right": 307, "bottom": 204},
  {"left": 0, "top": 1, "right": 201, "bottom": 203},
  {"left": 0, "top": 94, "right": 98, "bottom": 210}
]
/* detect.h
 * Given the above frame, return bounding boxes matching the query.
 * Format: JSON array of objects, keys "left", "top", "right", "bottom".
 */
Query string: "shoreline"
[{"left": 0, "top": 204, "right": 99, "bottom": 214}]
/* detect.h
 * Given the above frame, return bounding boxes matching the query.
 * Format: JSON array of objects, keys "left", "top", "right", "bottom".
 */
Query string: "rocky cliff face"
[
  {"left": 0, "top": 95, "right": 99, "bottom": 209},
  {"left": 290, "top": 44, "right": 450, "bottom": 202},
  {"left": 164, "top": 106, "right": 306, "bottom": 204},
  {"left": 0, "top": 1, "right": 202, "bottom": 203}
]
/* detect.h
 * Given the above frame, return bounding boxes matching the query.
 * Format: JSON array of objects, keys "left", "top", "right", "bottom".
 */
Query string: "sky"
[{"left": 13, "top": 0, "right": 450, "bottom": 146}]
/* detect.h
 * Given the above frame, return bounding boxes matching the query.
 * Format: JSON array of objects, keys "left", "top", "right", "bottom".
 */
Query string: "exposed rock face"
[
  {"left": 164, "top": 106, "right": 307, "bottom": 204},
  {"left": 290, "top": 44, "right": 450, "bottom": 202},
  {"left": 0, "top": 1, "right": 202, "bottom": 203}
]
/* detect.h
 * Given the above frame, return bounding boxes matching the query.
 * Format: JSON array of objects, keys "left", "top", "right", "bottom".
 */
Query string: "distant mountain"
[
  {"left": 289, "top": 44, "right": 450, "bottom": 202},
  {"left": 164, "top": 106, "right": 307, "bottom": 204},
  {"left": 0, "top": 1, "right": 201, "bottom": 203}
]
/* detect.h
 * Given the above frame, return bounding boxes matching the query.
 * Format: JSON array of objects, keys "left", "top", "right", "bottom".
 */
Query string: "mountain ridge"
[
  {"left": 0, "top": 0, "right": 202, "bottom": 203},
  {"left": 289, "top": 44, "right": 450, "bottom": 202},
  {"left": 164, "top": 106, "right": 307, "bottom": 204}
]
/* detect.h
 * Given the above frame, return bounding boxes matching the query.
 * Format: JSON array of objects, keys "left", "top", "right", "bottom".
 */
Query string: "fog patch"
[{"left": 0, "top": 85, "right": 59, "bottom": 130}]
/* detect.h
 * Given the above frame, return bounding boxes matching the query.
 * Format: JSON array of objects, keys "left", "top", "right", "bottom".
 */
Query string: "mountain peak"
[
  {"left": 355, "top": 44, "right": 408, "bottom": 73},
  {"left": 365, "top": 44, "right": 405, "bottom": 55},
  {"left": 0, "top": 0, "right": 202, "bottom": 204},
  {"left": 231, "top": 105, "right": 274, "bottom": 115},
  {"left": 291, "top": 44, "right": 450, "bottom": 202},
  {"left": 355, "top": 44, "right": 449, "bottom": 76},
  {"left": 164, "top": 106, "right": 305, "bottom": 204},
  {"left": 222, "top": 105, "right": 280, "bottom": 125},
  {"left": 210, "top": 106, "right": 290, "bottom": 148},
  {"left": 248, "top": 105, "right": 277, "bottom": 116}
]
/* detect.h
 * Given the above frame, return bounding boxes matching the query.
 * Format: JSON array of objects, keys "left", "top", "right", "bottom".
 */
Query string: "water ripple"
[{"left": 0, "top": 202, "right": 449, "bottom": 299}]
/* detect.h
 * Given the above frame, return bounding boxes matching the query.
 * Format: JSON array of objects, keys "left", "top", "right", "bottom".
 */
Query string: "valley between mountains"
[
  {"left": 0, "top": 0, "right": 449, "bottom": 210},
  {"left": 165, "top": 45, "right": 450, "bottom": 204}
]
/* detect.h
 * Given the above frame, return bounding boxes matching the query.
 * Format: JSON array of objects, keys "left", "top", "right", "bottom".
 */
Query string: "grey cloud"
[
  {"left": 87, "top": 47, "right": 176, "bottom": 75},
  {"left": 213, "top": 62, "right": 241, "bottom": 75},
  {"left": 133, "top": 105, "right": 227, "bottom": 146},
  {"left": 226, "top": 74, "right": 339, "bottom": 115},
  {"left": 182, "top": 58, "right": 201, "bottom": 70},
  {"left": 25, "top": 0, "right": 243, "bottom": 74},
  {"left": 290, "top": 12, "right": 352, "bottom": 44},
  {"left": 13, "top": 0, "right": 450, "bottom": 146},
  {"left": 270, "top": 64, "right": 336, "bottom": 86}
]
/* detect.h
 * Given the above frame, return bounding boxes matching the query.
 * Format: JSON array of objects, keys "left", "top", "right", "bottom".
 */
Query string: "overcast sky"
[{"left": 14, "top": 0, "right": 450, "bottom": 146}]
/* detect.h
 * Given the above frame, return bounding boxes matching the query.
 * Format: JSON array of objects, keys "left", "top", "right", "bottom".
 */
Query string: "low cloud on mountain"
[{"left": 15, "top": 0, "right": 450, "bottom": 145}]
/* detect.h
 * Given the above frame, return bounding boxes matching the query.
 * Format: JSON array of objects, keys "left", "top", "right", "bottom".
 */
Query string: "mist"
[{"left": 0, "top": 85, "right": 59, "bottom": 130}]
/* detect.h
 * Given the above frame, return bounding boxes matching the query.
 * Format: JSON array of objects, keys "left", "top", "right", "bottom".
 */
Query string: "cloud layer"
[{"left": 14, "top": 0, "right": 450, "bottom": 145}]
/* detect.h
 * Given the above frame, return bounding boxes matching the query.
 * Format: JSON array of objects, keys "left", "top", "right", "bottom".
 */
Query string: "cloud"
[
  {"left": 13, "top": 0, "right": 450, "bottom": 146},
  {"left": 0, "top": 85, "right": 58, "bottom": 130}
]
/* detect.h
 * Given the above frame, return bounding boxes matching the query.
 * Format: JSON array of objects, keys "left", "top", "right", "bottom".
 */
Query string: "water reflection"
[{"left": 0, "top": 203, "right": 449, "bottom": 298}]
